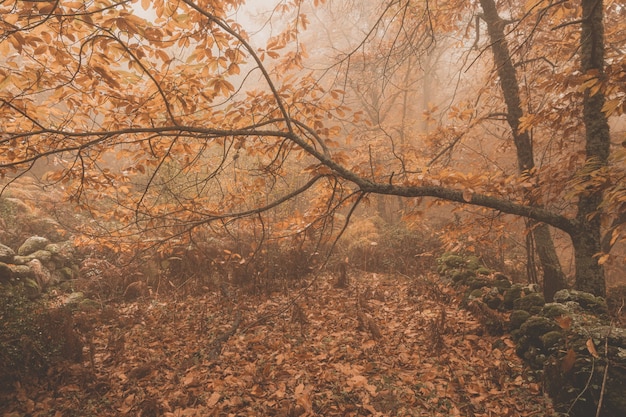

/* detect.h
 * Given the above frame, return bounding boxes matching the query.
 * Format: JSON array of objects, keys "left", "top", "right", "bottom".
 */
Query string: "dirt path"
[{"left": 1, "top": 272, "right": 555, "bottom": 416}]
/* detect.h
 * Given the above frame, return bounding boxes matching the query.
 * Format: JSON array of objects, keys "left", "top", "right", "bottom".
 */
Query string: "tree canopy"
[{"left": 1, "top": 0, "right": 625, "bottom": 296}]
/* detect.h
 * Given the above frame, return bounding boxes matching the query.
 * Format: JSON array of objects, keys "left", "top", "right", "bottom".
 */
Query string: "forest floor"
[{"left": 1, "top": 271, "right": 557, "bottom": 417}]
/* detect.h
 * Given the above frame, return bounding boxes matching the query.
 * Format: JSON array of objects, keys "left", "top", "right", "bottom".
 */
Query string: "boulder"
[
  {"left": 27, "top": 259, "right": 52, "bottom": 289},
  {"left": 9, "top": 264, "right": 32, "bottom": 279},
  {"left": 45, "top": 241, "right": 74, "bottom": 267},
  {"left": 0, "top": 243, "right": 15, "bottom": 263},
  {"left": 18, "top": 236, "right": 50, "bottom": 256}
]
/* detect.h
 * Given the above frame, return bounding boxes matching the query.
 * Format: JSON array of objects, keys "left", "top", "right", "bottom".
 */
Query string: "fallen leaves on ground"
[{"left": 1, "top": 272, "right": 555, "bottom": 416}]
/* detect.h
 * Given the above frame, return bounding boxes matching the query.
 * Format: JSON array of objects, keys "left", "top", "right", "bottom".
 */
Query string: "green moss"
[
  {"left": 441, "top": 253, "right": 465, "bottom": 268},
  {"left": 484, "top": 293, "right": 502, "bottom": 309},
  {"left": 541, "top": 303, "right": 570, "bottom": 318},
  {"left": 469, "top": 289, "right": 483, "bottom": 299},
  {"left": 465, "top": 276, "right": 491, "bottom": 290},
  {"left": 514, "top": 293, "right": 545, "bottom": 313},
  {"left": 451, "top": 269, "right": 475, "bottom": 283},
  {"left": 503, "top": 285, "right": 523, "bottom": 309},
  {"left": 520, "top": 316, "right": 561, "bottom": 340},
  {"left": 541, "top": 331, "right": 564, "bottom": 350},
  {"left": 466, "top": 256, "right": 481, "bottom": 271},
  {"left": 509, "top": 310, "right": 531, "bottom": 330}
]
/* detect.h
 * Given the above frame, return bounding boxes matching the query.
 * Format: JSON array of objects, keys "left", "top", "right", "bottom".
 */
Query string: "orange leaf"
[
  {"left": 560, "top": 348, "right": 576, "bottom": 373},
  {"left": 555, "top": 315, "right": 572, "bottom": 330},
  {"left": 586, "top": 338, "right": 600, "bottom": 359}
]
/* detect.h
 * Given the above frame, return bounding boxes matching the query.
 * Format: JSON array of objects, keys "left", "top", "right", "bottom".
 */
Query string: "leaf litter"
[{"left": 1, "top": 272, "right": 556, "bottom": 416}]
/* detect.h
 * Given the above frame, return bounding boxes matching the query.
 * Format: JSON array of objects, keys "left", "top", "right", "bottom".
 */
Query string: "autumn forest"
[{"left": 1, "top": 0, "right": 625, "bottom": 416}]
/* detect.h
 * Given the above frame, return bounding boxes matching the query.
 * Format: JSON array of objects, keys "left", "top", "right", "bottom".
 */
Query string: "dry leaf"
[
  {"left": 561, "top": 348, "right": 577, "bottom": 373},
  {"left": 586, "top": 338, "right": 600, "bottom": 358}
]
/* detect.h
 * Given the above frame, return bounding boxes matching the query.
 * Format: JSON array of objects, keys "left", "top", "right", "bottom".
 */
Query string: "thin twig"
[{"left": 595, "top": 327, "right": 612, "bottom": 417}]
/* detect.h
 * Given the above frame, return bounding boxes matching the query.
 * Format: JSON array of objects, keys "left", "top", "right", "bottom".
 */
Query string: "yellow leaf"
[{"left": 141, "top": 0, "right": 151, "bottom": 11}]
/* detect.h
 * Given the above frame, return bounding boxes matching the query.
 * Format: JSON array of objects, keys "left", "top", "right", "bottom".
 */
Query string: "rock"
[
  {"left": 27, "top": 259, "right": 52, "bottom": 289},
  {"left": 78, "top": 299, "right": 100, "bottom": 311},
  {"left": 9, "top": 264, "right": 31, "bottom": 279},
  {"left": 0, "top": 243, "right": 15, "bottom": 263},
  {"left": 12, "top": 255, "right": 31, "bottom": 265},
  {"left": 18, "top": 236, "right": 50, "bottom": 256},
  {"left": 0, "top": 261, "right": 13, "bottom": 283},
  {"left": 46, "top": 242, "right": 75, "bottom": 266},
  {"left": 540, "top": 330, "right": 564, "bottom": 350},
  {"left": 553, "top": 289, "right": 608, "bottom": 315},
  {"left": 541, "top": 303, "right": 570, "bottom": 318},
  {"left": 64, "top": 291, "right": 85, "bottom": 307},
  {"left": 503, "top": 284, "right": 524, "bottom": 309},
  {"left": 509, "top": 309, "right": 531, "bottom": 330},
  {"left": 55, "top": 266, "right": 75, "bottom": 281},
  {"left": 28, "top": 249, "right": 52, "bottom": 263},
  {"left": 520, "top": 316, "right": 561, "bottom": 340},
  {"left": 514, "top": 293, "right": 545, "bottom": 314},
  {"left": 30, "top": 217, "right": 65, "bottom": 241}
]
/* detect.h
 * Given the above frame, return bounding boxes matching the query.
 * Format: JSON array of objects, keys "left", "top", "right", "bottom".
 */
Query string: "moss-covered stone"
[
  {"left": 541, "top": 331, "right": 564, "bottom": 350},
  {"left": 465, "top": 276, "right": 491, "bottom": 290},
  {"left": 553, "top": 289, "right": 608, "bottom": 316},
  {"left": 469, "top": 288, "right": 483, "bottom": 299},
  {"left": 465, "top": 256, "right": 481, "bottom": 271},
  {"left": 509, "top": 309, "right": 531, "bottom": 330},
  {"left": 493, "top": 276, "right": 512, "bottom": 291},
  {"left": 520, "top": 316, "right": 560, "bottom": 340},
  {"left": 451, "top": 269, "right": 475, "bottom": 284},
  {"left": 503, "top": 284, "right": 523, "bottom": 310},
  {"left": 514, "top": 293, "right": 545, "bottom": 313},
  {"left": 476, "top": 267, "right": 491, "bottom": 276},
  {"left": 484, "top": 292, "right": 502, "bottom": 310},
  {"left": 439, "top": 253, "right": 465, "bottom": 268},
  {"left": 541, "top": 303, "right": 570, "bottom": 319}
]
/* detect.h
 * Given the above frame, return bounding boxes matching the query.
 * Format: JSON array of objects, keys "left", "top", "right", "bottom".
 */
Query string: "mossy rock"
[
  {"left": 78, "top": 298, "right": 100, "bottom": 311},
  {"left": 541, "top": 303, "right": 570, "bottom": 319},
  {"left": 491, "top": 276, "right": 512, "bottom": 294},
  {"left": 469, "top": 288, "right": 483, "bottom": 299},
  {"left": 553, "top": 289, "right": 608, "bottom": 316},
  {"left": 465, "top": 256, "right": 481, "bottom": 271},
  {"left": 503, "top": 284, "right": 524, "bottom": 309},
  {"left": 476, "top": 267, "right": 491, "bottom": 276},
  {"left": 509, "top": 309, "right": 531, "bottom": 330},
  {"left": 465, "top": 276, "right": 491, "bottom": 290},
  {"left": 519, "top": 316, "right": 560, "bottom": 340},
  {"left": 439, "top": 253, "right": 465, "bottom": 268},
  {"left": 57, "top": 266, "right": 75, "bottom": 281},
  {"left": 514, "top": 293, "right": 545, "bottom": 313},
  {"left": 451, "top": 269, "right": 475, "bottom": 284},
  {"left": 541, "top": 330, "right": 564, "bottom": 350},
  {"left": 483, "top": 292, "right": 502, "bottom": 310}
]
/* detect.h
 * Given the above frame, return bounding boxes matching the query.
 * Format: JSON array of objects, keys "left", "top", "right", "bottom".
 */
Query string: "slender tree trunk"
[
  {"left": 575, "top": 0, "right": 610, "bottom": 297},
  {"left": 479, "top": 0, "right": 566, "bottom": 300}
]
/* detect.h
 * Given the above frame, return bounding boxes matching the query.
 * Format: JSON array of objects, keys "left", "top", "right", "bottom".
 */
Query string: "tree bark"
[
  {"left": 575, "top": 0, "right": 611, "bottom": 297},
  {"left": 479, "top": 0, "right": 566, "bottom": 300}
]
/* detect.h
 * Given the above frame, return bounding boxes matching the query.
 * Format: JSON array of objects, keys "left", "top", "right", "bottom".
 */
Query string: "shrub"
[{"left": 0, "top": 284, "right": 82, "bottom": 390}]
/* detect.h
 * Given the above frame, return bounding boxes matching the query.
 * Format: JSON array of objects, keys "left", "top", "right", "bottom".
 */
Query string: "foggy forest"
[{"left": 1, "top": 0, "right": 625, "bottom": 416}]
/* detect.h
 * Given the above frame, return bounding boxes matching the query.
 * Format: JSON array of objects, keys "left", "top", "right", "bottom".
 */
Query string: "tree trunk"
[
  {"left": 479, "top": 0, "right": 566, "bottom": 300},
  {"left": 575, "top": 0, "right": 611, "bottom": 297}
]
